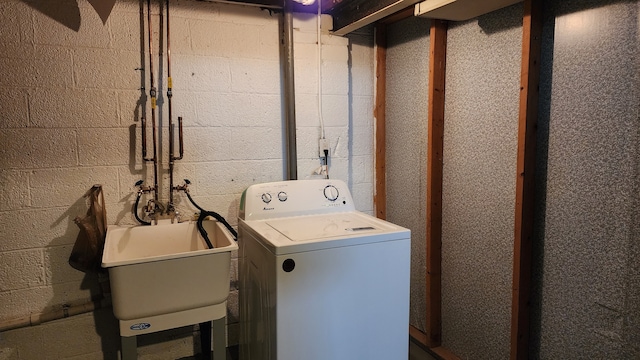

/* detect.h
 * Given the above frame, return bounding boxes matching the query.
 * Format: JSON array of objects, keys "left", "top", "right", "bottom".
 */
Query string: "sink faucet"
[
  {"left": 134, "top": 180, "right": 167, "bottom": 225},
  {"left": 145, "top": 199, "right": 166, "bottom": 225},
  {"left": 165, "top": 202, "right": 180, "bottom": 224}
]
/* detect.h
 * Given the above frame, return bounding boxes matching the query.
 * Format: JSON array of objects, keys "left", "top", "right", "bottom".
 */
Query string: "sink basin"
[{"left": 102, "top": 219, "right": 238, "bottom": 336}]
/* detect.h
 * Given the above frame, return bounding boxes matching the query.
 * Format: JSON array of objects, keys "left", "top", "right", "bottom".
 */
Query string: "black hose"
[
  {"left": 134, "top": 191, "right": 151, "bottom": 226},
  {"left": 197, "top": 212, "right": 214, "bottom": 249},
  {"left": 185, "top": 191, "right": 238, "bottom": 249}
]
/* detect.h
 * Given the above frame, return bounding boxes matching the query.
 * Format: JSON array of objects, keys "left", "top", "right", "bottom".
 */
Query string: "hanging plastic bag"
[{"left": 68, "top": 185, "right": 107, "bottom": 273}]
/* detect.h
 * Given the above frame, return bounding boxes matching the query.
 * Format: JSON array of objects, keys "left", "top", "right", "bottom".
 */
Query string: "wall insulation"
[
  {"left": 440, "top": 3, "right": 522, "bottom": 359},
  {"left": 381, "top": 0, "right": 638, "bottom": 358},
  {"left": 385, "top": 16, "right": 431, "bottom": 333},
  {"left": 531, "top": 0, "right": 640, "bottom": 358}
]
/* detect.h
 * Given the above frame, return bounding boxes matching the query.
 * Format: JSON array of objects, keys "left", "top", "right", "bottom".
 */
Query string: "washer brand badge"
[{"left": 130, "top": 323, "right": 151, "bottom": 331}]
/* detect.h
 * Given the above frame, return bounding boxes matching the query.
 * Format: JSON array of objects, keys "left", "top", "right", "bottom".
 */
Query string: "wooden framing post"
[
  {"left": 511, "top": 0, "right": 542, "bottom": 358},
  {"left": 426, "top": 19, "right": 447, "bottom": 348},
  {"left": 374, "top": 24, "right": 387, "bottom": 220}
]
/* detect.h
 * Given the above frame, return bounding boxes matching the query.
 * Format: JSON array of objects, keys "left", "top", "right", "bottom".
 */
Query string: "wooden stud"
[
  {"left": 426, "top": 18, "right": 447, "bottom": 348},
  {"left": 431, "top": 346, "right": 463, "bottom": 360},
  {"left": 374, "top": 24, "right": 387, "bottom": 220},
  {"left": 511, "top": 0, "right": 542, "bottom": 358},
  {"left": 409, "top": 325, "right": 428, "bottom": 346},
  {"left": 411, "top": 325, "right": 462, "bottom": 360}
]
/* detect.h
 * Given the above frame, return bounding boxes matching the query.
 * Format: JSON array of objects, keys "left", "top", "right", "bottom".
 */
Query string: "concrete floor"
[{"left": 183, "top": 339, "right": 438, "bottom": 360}]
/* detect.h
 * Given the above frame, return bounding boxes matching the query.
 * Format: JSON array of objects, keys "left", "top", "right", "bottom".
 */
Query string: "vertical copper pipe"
[
  {"left": 141, "top": 116, "right": 149, "bottom": 160},
  {"left": 147, "top": 0, "right": 159, "bottom": 202},
  {"left": 166, "top": 0, "right": 184, "bottom": 209},
  {"left": 139, "top": 0, "right": 151, "bottom": 164},
  {"left": 166, "top": 0, "right": 175, "bottom": 207}
]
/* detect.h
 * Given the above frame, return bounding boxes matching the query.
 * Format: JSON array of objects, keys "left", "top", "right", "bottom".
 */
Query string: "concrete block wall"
[
  {"left": 346, "top": 29, "right": 375, "bottom": 214},
  {"left": 0, "top": 0, "right": 375, "bottom": 358}
]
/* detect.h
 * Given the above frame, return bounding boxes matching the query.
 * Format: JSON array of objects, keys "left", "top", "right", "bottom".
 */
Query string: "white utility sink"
[{"left": 102, "top": 219, "right": 238, "bottom": 337}]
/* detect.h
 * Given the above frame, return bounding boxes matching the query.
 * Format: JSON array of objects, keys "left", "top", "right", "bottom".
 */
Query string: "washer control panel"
[
  {"left": 240, "top": 179, "right": 355, "bottom": 221},
  {"left": 323, "top": 185, "right": 339, "bottom": 201}
]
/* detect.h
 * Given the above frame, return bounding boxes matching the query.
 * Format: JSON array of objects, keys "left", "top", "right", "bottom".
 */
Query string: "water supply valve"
[{"left": 174, "top": 179, "right": 191, "bottom": 193}]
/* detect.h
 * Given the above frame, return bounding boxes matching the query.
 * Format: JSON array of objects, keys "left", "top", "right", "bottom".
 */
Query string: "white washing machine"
[{"left": 238, "top": 179, "right": 410, "bottom": 360}]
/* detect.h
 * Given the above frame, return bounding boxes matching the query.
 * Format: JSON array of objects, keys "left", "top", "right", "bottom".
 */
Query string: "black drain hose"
[
  {"left": 134, "top": 190, "right": 151, "bottom": 226},
  {"left": 185, "top": 190, "right": 238, "bottom": 249}
]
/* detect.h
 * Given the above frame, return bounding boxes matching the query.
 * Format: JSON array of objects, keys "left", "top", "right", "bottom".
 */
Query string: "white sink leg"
[
  {"left": 213, "top": 317, "right": 226, "bottom": 360},
  {"left": 121, "top": 335, "right": 137, "bottom": 360}
]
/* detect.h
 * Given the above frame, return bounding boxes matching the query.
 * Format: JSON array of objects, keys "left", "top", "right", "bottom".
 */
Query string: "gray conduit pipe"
[
  {"left": 0, "top": 298, "right": 111, "bottom": 333},
  {"left": 282, "top": 1, "right": 298, "bottom": 180}
]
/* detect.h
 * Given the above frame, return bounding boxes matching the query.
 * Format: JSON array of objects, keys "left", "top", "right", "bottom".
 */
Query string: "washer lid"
[
  {"left": 241, "top": 211, "right": 410, "bottom": 255},
  {"left": 267, "top": 213, "right": 384, "bottom": 242}
]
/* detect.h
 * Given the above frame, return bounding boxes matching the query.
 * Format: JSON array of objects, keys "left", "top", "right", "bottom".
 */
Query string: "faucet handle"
[
  {"left": 174, "top": 179, "right": 191, "bottom": 192},
  {"left": 146, "top": 199, "right": 155, "bottom": 213}
]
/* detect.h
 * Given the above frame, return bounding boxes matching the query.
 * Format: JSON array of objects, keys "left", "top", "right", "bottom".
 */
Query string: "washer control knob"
[
  {"left": 261, "top": 193, "right": 272, "bottom": 204},
  {"left": 278, "top": 191, "right": 288, "bottom": 202},
  {"left": 323, "top": 185, "right": 339, "bottom": 202}
]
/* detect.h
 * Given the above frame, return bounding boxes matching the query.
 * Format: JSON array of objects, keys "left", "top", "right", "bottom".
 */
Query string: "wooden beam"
[
  {"left": 332, "top": 0, "right": 421, "bottom": 35},
  {"left": 374, "top": 24, "right": 387, "bottom": 220},
  {"left": 201, "top": 0, "right": 281, "bottom": 9},
  {"left": 431, "top": 346, "right": 463, "bottom": 360},
  {"left": 199, "top": 0, "right": 343, "bottom": 14},
  {"left": 409, "top": 325, "right": 428, "bottom": 346},
  {"left": 511, "top": 0, "right": 542, "bottom": 358},
  {"left": 426, "top": 18, "right": 447, "bottom": 348},
  {"left": 379, "top": 5, "right": 415, "bottom": 25},
  {"left": 410, "top": 326, "right": 461, "bottom": 360}
]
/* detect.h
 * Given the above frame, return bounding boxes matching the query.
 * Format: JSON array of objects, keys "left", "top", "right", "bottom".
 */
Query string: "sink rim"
[{"left": 102, "top": 220, "right": 238, "bottom": 268}]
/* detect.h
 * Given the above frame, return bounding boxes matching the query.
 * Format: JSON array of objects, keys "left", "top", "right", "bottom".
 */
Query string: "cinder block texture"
[
  {"left": 347, "top": 31, "right": 375, "bottom": 210},
  {"left": 293, "top": 24, "right": 358, "bottom": 181},
  {"left": 440, "top": 4, "right": 522, "bottom": 359},
  {"left": 0, "top": 1, "right": 33, "bottom": 45},
  {"left": 348, "top": 34, "right": 375, "bottom": 97},
  {"left": 0, "top": 45, "right": 73, "bottom": 89},
  {"left": 73, "top": 49, "right": 141, "bottom": 89},
  {"left": 0, "top": 129, "right": 78, "bottom": 169},
  {"left": 195, "top": 93, "right": 281, "bottom": 128},
  {"left": 33, "top": 4, "right": 110, "bottom": 48},
  {"left": 385, "top": 16, "right": 430, "bottom": 334},
  {"left": 29, "top": 89, "right": 120, "bottom": 128},
  {"left": 230, "top": 58, "right": 281, "bottom": 94},
  {"left": 0, "top": 250, "right": 45, "bottom": 291},
  {"left": 532, "top": 1, "right": 640, "bottom": 358},
  {"left": 0, "top": 89, "right": 29, "bottom": 129},
  {"left": 0, "top": 0, "right": 373, "bottom": 358},
  {"left": 0, "top": 170, "right": 30, "bottom": 211}
]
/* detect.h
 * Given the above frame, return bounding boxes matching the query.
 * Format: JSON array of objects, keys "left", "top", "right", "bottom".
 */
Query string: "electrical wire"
[
  {"left": 318, "top": 0, "right": 330, "bottom": 180},
  {"left": 324, "top": 148, "right": 330, "bottom": 179},
  {"left": 317, "top": 0, "right": 325, "bottom": 140}
]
